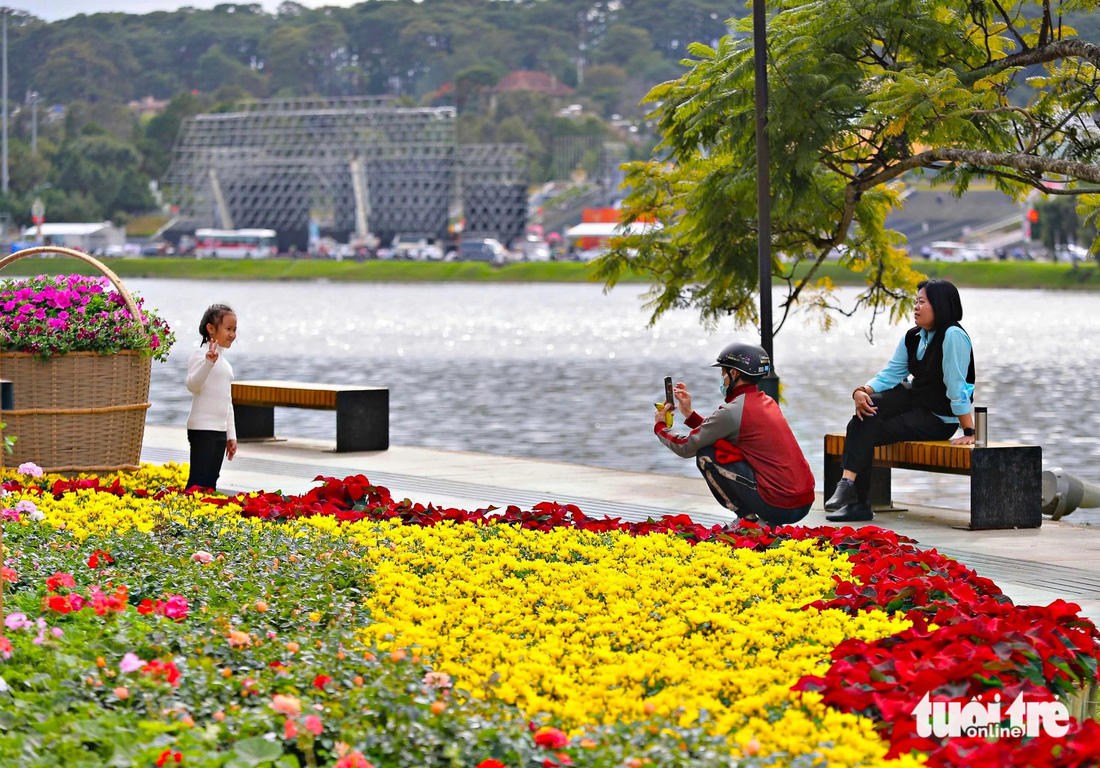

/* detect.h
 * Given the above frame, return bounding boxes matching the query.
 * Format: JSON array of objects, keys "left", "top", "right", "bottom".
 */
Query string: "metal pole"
[
  {"left": 752, "top": 0, "right": 779, "bottom": 401},
  {"left": 30, "top": 92, "right": 35, "bottom": 157},
  {"left": 2, "top": 10, "right": 8, "bottom": 195}
]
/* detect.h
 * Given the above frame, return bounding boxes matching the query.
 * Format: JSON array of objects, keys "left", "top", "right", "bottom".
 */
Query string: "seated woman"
[{"left": 825, "top": 279, "right": 976, "bottom": 523}]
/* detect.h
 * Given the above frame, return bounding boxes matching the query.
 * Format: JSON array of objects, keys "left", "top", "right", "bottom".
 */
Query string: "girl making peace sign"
[{"left": 185, "top": 303, "right": 238, "bottom": 491}]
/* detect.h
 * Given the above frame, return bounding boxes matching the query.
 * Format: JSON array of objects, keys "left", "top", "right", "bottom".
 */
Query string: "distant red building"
[
  {"left": 428, "top": 70, "right": 575, "bottom": 109},
  {"left": 488, "top": 71, "right": 574, "bottom": 97}
]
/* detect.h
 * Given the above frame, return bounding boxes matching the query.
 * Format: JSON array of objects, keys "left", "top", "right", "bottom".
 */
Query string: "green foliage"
[
  {"left": 7, "top": 0, "right": 733, "bottom": 115},
  {"left": 1034, "top": 196, "right": 1099, "bottom": 254},
  {"left": 53, "top": 135, "right": 155, "bottom": 216},
  {"left": 597, "top": 0, "right": 1100, "bottom": 332},
  {"left": 0, "top": 504, "right": 800, "bottom": 767}
]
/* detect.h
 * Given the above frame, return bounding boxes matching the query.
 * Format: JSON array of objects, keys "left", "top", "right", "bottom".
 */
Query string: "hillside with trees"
[
  {"left": 2, "top": 0, "right": 1099, "bottom": 231},
  {"left": 0, "top": 0, "right": 733, "bottom": 229}
]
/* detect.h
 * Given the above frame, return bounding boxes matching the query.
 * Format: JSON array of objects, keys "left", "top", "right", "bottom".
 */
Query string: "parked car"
[
  {"left": 459, "top": 238, "right": 507, "bottom": 265},
  {"left": 517, "top": 234, "right": 551, "bottom": 262},
  {"left": 575, "top": 246, "right": 610, "bottom": 263},
  {"left": 391, "top": 235, "right": 443, "bottom": 261},
  {"left": 929, "top": 242, "right": 977, "bottom": 262}
]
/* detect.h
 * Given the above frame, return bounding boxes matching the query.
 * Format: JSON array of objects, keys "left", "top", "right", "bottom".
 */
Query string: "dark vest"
[{"left": 904, "top": 325, "right": 975, "bottom": 416}]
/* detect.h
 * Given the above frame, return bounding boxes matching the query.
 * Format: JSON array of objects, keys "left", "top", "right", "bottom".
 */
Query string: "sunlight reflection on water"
[{"left": 129, "top": 279, "right": 1100, "bottom": 525}]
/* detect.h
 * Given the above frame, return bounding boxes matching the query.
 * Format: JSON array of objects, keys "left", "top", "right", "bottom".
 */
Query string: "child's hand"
[
  {"left": 205, "top": 339, "right": 219, "bottom": 364},
  {"left": 226, "top": 440, "right": 237, "bottom": 461}
]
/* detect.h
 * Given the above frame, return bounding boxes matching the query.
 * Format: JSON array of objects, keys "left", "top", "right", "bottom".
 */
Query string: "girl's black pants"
[{"left": 186, "top": 429, "right": 227, "bottom": 491}]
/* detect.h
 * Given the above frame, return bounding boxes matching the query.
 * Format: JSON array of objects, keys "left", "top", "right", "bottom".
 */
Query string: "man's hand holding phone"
[
  {"left": 673, "top": 382, "right": 692, "bottom": 417},
  {"left": 655, "top": 402, "right": 673, "bottom": 426}
]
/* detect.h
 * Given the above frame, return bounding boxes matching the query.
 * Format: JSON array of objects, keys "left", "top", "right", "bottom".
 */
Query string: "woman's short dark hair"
[
  {"left": 917, "top": 279, "right": 963, "bottom": 330},
  {"left": 199, "top": 304, "right": 234, "bottom": 342}
]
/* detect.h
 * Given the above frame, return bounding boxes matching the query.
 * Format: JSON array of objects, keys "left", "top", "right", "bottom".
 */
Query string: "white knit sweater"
[{"left": 185, "top": 346, "right": 236, "bottom": 440}]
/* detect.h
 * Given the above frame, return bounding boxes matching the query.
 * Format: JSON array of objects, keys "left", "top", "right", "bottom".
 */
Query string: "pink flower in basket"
[{"left": 17, "top": 462, "right": 43, "bottom": 478}]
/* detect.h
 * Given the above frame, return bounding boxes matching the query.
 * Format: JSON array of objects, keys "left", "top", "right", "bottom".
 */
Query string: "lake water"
[{"left": 125, "top": 279, "right": 1100, "bottom": 524}]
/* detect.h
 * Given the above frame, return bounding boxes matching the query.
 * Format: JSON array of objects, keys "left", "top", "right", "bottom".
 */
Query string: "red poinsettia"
[{"left": 87, "top": 549, "right": 114, "bottom": 569}]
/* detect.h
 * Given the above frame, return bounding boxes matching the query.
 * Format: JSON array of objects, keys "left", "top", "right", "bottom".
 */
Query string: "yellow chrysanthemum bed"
[{"left": 5, "top": 465, "right": 1096, "bottom": 768}]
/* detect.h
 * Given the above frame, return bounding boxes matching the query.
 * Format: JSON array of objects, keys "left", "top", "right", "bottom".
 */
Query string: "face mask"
[{"left": 720, "top": 375, "right": 731, "bottom": 397}]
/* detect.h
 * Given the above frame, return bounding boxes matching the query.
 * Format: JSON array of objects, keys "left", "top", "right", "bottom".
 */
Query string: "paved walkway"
[{"left": 142, "top": 425, "right": 1100, "bottom": 621}]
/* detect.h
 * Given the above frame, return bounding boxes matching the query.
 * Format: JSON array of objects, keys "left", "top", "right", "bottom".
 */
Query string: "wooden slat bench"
[
  {"left": 232, "top": 380, "right": 388, "bottom": 453},
  {"left": 824, "top": 433, "right": 1042, "bottom": 530}
]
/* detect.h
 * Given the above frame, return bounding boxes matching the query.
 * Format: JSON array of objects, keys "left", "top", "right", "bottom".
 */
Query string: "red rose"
[
  {"left": 477, "top": 762, "right": 508, "bottom": 768},
  {"left": 313, "top": 674, "right": 333, "bottom": 690},
  {"left": 534, "top": 727, "right": 568, "bottom": 749}
]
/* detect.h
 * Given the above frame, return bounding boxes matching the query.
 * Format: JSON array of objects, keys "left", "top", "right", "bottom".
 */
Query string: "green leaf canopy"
[{"left": 599, "top": 0, "right": 1100, "bottom": 332}]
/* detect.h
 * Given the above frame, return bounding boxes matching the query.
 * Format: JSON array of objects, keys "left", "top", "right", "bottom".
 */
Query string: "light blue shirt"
[{"left": 866, "top": 327, "right": 975, "bottom": 423}]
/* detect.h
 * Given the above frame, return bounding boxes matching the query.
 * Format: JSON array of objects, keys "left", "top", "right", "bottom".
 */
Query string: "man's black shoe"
[
  {"left": 825, "top": 502, "right": 874, "bottom": 523},
  {"left": 824, "top": 478, "right": 858, "bottom": 511}
]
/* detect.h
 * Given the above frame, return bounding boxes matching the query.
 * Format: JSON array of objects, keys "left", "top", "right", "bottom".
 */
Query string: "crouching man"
[{"left": 655, "top": 341, "right": 815, "bottom": 526}]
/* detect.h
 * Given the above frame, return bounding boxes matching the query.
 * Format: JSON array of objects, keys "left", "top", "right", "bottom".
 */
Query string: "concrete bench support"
[
  {"left": 233, "top": 380, "right": 388, "bottom": 453},
  {"left": 824, "top": 434, "right": 1042, "bottom": 530}
]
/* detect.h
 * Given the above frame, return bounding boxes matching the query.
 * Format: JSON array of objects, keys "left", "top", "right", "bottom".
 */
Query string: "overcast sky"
[{"left": 14, "top": 0, "right": 360, "bottom": 22}]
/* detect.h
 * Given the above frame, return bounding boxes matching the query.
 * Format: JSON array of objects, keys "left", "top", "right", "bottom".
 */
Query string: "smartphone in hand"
[{"left": 662, "top": 376, "right": 674, "bottom": 427}]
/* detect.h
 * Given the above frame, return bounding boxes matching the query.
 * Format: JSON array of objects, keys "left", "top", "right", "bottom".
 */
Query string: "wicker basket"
[{"left": 0, "top": 246, "right": 152, "bottom": 473}]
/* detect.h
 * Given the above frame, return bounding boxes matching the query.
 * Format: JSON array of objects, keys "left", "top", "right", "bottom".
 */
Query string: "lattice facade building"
[
  {"left": 165, "top": 98, "right": 528, "bottom": 248},
  {"left": 459, "top": 143, "right": 528, "bottom": 245}
]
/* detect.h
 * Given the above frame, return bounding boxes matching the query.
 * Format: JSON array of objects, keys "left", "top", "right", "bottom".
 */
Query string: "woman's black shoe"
[
  {"left": 824, "top": 478, "right": 858, "bottom": 511},
  {"left": 825, "top": 502, "right": 874, "bottom": 523}
]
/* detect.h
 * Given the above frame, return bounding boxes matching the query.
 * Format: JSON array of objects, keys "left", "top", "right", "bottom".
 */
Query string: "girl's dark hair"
[
  {"left": 199, "top": 304, "right": 234, "bottom": 342},
  {"left": 917, "top": 279, "right": 963, "bottom": 330}
]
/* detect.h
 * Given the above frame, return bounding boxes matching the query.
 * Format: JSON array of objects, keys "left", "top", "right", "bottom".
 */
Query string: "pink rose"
[
  {"left": 272, "top": 694, "right": 302, "bottom": 717},
  {"left": 191, "top": 551, "right": 214, "bottom": 564},
  {"left": 119, "top": 652, "right": 146, "bottom": 673},
  {"left": 162, "top": 595, "right": 189, "bottom": 621}
]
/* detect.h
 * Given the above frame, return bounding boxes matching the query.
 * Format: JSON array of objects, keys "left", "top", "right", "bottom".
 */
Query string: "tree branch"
[
  {"left": 854, "top": 146, "right": 1100, "bottom": 190},
  {"left": 989, "top": 0, "right": 1028, "bottom": 49},
  {"left": 964, "top": 38, "right": 1100, "bottom": 85},
  {"left": 781, "top": 184, "right": 861, "bottom": 308},
  {"left": 981, "top": 167, "right": 1100, "bottom": 194}
]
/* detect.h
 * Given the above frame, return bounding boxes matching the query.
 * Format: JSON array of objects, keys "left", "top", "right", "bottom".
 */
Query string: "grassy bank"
[
  {"left": 0, "top": 257, "right": 607, "bottom": 282},
  {"left": 3, "top": 255, "right": 1100, "bottom": 290}
]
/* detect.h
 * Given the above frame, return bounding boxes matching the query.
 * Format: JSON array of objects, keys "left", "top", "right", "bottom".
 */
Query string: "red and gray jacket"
[{"left": 654, "top": 382, "right": 815, "bottom": 509}]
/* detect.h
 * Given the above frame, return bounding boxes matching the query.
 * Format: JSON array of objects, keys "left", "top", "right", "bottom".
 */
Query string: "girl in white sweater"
[{"left": 185, "top": 304, "right": 238, "bottom": 490}]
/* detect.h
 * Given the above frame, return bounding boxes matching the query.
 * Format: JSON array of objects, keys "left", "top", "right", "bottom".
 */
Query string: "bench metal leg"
[
  {"left": 824, "top": 450, "right": 898, "bottom": 512},
  {"left": 234, "top": 404, "right": 275, "bottom": 441},
  {"left": 970, "top": 445, "right": 1042, "bottom": 529},
  {"left": 824, "top": 451, "right": 843, "bottom": 507},
  {"left": 335, "top": 389, "right": 389, "bottom": 452},
  {"left": 866, "top": 467, "right": 897, "bottom": 512}
]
